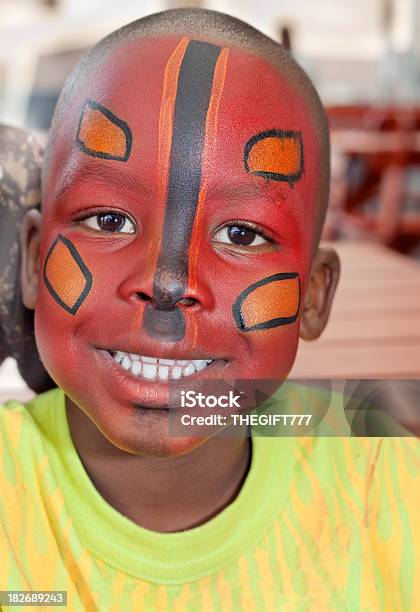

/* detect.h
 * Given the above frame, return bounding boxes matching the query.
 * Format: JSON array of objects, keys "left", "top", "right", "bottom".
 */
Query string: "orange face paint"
[
  {"left": 233, "top": 273, "right": 300, "bottom": 332},
  {"left": 43, "top": 235, "right": 92, "bottom": 315},
  {"left": 244, "top": 130, "right": 303, "bottom": 183},
  {"left": 77, "top": 99, "right": 132, "bottom": 161}
]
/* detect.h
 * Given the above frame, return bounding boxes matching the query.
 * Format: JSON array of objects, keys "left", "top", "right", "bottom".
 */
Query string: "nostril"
[
  {"left": 133, "top": 292, "right": 199, "bottom": 308},
  {"left": 177, "top": 297, "right": 198, "bottom": 307},
  {"left": 136, "top": 292, "right": 152, "bottom": 303}
]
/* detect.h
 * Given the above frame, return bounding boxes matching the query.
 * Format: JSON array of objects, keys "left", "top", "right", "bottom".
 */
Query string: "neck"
[{"left": 65, "top": 397, "right": 251, "bottom": 532}]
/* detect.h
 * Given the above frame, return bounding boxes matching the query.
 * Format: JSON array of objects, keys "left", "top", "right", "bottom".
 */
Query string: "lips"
[{"left": 111, "top": 350, "right": 214, "bottom": 380}]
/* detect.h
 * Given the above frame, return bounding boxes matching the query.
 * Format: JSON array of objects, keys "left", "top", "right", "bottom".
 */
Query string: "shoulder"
[
  {"left": 262, "top": 433, "right": 419, "bottom": 510},
  {"left": 0, "top": 388, "right": 63, "bottom": 457},
  {"left": 0, "top": 397, "right": 33, "bottom": 453},
  {"left": 0, "top": 388, "right": 64, "bottom": 568}
]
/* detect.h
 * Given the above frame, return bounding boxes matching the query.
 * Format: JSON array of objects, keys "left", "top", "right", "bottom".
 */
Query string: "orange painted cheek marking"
[
  {"left": 233, "top": 273, "right": 300, "bottom": 332},
  {"left": 76, "top": 99, "right": 132, "bottom": 161},
  {"left": 43, "top": 235, "right": 92, "bottom": 315},
  {"left": 244, "top": 131, "right": 303, "bottom": 183}
]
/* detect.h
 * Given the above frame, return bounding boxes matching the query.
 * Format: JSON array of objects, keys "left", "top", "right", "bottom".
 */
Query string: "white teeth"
[
  {"left": 143, "top": 363, "right": 157, "bottom": 379},
  {"left": 183, "top": 363, "right": 195, "bottom": 377},
  {"left": 142, "top": 356, "right": 157, "bottom": 364},
  {"left": 131, "top": 360, "right": 142, "bottom": 376},
  {"left": 111, "top": 351, "right": 214, "bottom": 380},
  {"left": 122, "top": 356, "right": 131, "bottom": 370},
  {"left": 195, "top": 360, "right": 208, "bottom": 372},
  {"left": 171, "top": 366, "right": 182, "bottom": 379},
  {"left": 158, "top": 365, "right": 169, "bottom": 380}
]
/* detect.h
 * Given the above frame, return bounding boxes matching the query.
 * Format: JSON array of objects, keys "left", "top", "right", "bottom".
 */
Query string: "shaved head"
[{"left": 44, "top": 8, "right": 330, "bottom": 244}]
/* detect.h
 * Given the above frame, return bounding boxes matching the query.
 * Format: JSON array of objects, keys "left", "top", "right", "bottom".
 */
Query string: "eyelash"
[
  {"left": 214, "top": 220, "right": 275, "bottom": 242},
  {"left": 74, "top": 208, "right": 136, "bottom": 231},
  {"left": 73, "top": 210, "right": 275, "bottom": 246}
]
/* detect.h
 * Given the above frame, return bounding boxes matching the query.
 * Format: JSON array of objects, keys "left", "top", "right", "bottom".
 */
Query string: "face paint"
[
  {"left": 144, "top": 40, "right": 221, "bottom": 341},
  {"left": 76, "top": 99, "right": 132, "bottom": 162},
  {"left": 43, "top": 235, "right": 92, "bottom": 315},
  {"left": 244, "top": 130, "right": 303, "bottom": 183},
  {"left": 233, "top": 273, "right": 300, "bottom": 332},
  {"left": 37, "top": 34, "right": 324, "bottom": 455},
  {"left": 188, "top": 47, "right": 229, "bottom": 297}
]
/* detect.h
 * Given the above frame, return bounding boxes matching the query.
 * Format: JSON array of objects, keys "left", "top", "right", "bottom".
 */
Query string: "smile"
[{"left": 110, "top": 351, "right": 214, "bottom": 381}]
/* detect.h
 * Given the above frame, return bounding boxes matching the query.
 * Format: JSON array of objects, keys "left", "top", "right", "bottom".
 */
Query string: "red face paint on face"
[{"left": 37, "top": 35, "right": 322, "bottom": 455}]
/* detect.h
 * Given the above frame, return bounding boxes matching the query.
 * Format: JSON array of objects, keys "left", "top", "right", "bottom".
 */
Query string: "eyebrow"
[
  {"left": 53, "top": 165, "right": 295, "bottom": 213},
  {"left": 54, "top": 162, "right": 153, "bottom": 202},
  {"left": 206, "top": 179, "right": 301, "bottom": 230},
  {"left": 207, "top": 179, "right": 293, "bottom": 207}
]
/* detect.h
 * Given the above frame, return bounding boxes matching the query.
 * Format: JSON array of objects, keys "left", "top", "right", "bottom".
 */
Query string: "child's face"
[{"left": 32, "top": 36, "right": 330, "bottom": 455}]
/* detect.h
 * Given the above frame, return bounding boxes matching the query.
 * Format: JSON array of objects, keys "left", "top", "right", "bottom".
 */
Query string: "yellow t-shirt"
[{"left": 0, "top": 388, "right": 419, "bottom": 611}]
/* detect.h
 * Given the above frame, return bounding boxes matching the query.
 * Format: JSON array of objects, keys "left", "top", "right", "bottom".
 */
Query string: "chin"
[{"left": 93, "top": 407, "right": 216, "bottom": 458}]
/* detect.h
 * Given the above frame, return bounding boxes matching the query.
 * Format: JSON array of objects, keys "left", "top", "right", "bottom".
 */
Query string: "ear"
[
  {"left": 20, "top": 208, "right": 42, "bottom": 310},
  {"left": 299, "top": 246, "right": 340, "bottom": 341}
]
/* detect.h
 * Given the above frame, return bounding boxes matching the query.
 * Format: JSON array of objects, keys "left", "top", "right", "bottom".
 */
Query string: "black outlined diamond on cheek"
[{"left": 43, "top": 235, "right": 92, "bottom": 315}]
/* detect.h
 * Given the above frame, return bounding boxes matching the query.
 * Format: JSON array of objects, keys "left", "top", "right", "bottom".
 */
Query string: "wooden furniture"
[
  {"left": 292, "top": 241, "right": 420, "bottom": 378},
  {"left": 325, "top": 106, "right": 420, "bottom": 252}
]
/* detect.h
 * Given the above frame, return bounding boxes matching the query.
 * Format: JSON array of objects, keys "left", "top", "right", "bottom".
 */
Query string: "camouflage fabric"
[{"left": 0, "top": 125, "right": 53, "bottom": 393}]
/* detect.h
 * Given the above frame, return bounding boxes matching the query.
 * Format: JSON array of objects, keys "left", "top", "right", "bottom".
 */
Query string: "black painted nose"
[
  {"left": 143, "top": 304, "right": 186, "bottom": 341},
  {"left": 151, "top": 268, "right": 189, "bottom": 311},
  {"left": 138, "top": 268, "right": 199, "bottom": 311},
  {"left": 141, "top": 268, "right": 199, "bottom": 341}
]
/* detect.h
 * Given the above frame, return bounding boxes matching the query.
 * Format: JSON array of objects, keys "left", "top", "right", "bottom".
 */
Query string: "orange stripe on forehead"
[
  {"left": 76, "top": 99, "right": 132, "bottom": 162},
  {"left": 188, "top": 47, "right": 229, "bottom": 294},
  {"left": 244, "top": 130, "right": 303, "bottom": 184},
  {"left": 157, "top": 37, "right": 190, "bottom": 199},
  {"left": 145, "top": 37, "right": 190, "bottom": 278},
  {"left": 233, "top": 273, "right": 300, "bottom": 332}
]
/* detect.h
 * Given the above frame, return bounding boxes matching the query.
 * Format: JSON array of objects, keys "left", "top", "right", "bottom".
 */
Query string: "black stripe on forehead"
[{"left": 144, "top": 40, "right": 221, "bottom": 342}]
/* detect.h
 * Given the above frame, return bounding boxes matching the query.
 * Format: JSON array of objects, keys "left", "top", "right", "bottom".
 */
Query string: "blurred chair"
[{"left": 324, "top": 105, "right": 420, "bottom": 253}]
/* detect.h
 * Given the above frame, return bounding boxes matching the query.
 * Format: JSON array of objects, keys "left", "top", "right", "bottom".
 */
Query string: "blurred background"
[{"left": 1, "top": 0, "right": 420, "bottom": 407}]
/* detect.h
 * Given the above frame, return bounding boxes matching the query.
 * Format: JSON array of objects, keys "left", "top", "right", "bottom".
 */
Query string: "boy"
[{"left": 1, "top": 9, "right": 418, "bottom": 610}]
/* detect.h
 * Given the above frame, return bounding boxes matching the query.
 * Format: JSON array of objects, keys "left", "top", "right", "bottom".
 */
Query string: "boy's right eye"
[{"left": 80, "top": 212, "right": 136, "bottom": 234}]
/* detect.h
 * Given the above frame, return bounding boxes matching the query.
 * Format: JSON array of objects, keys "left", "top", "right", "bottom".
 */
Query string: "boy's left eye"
[
  {"left": 213, "top": 225, "right": 268, "bottom": 247},
  {"left": 81, "top": 213, "right": 135, "bottom": 234}
]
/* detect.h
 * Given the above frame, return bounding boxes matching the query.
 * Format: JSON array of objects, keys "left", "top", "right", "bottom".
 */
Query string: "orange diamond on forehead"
[
  {"left": 244, "top": 130, "right": 303, "bottom": 183},
  {"left": 76, "top": 99, "right": 132, "bottom": 162}
]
